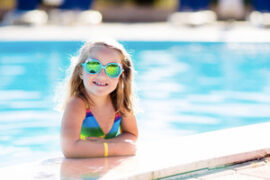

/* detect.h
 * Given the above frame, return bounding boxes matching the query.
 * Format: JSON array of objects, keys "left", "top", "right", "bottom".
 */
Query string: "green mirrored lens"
[
  {"left": 106, "top": 64, "right": 121, "bottom": 78},
  {"left": 86, "top": 61, "right": 101, "bottom": 74}
]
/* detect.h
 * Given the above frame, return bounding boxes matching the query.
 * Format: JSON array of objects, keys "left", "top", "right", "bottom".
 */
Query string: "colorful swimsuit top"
[{"left": 80, "top": 108, "right": 122, "bottom": 140}]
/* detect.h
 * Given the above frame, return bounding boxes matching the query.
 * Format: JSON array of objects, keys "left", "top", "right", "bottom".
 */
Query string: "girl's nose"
[{"left": 97, "top": 68, "right": 107, "bottom": 78}]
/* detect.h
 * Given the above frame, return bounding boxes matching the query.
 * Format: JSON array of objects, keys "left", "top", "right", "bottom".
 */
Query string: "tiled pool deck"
[
  {"left": 0, "top": 22, "right": 270, "bottom": 179},
  {"left": 1, "top": 21, "right": 270, "bottom": 42}
]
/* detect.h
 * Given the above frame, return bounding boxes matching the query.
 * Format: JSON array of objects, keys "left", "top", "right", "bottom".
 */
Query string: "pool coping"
[
  {"left": 0, "top": 122, "right": 269, "bottom": 179},
  {"left": 101, "top": 122, "right": 270, "bottom": 179}
]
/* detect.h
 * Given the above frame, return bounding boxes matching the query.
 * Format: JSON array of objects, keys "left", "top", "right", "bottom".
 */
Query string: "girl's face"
[{"left": 81, "top": 46, "right": 122, "bottom": 98}]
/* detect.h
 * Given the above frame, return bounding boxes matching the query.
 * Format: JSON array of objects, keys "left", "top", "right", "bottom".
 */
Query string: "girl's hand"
[{"left": 122, "top": 139, "right": 137, "bottom": 156}]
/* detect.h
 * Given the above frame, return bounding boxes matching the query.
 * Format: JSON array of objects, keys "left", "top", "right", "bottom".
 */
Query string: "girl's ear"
[{"left": 80, "top": 71, "right": 83, "bottom": 79}]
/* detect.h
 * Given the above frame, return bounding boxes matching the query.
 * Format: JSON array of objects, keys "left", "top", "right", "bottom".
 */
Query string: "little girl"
[{"left": 60, "top": 39, "right": 138, "bottom": 158}]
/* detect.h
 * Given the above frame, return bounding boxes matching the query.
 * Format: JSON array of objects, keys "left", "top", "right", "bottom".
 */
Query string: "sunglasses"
[{"left": 81, "top": 58, "right": 123, "bottom": 78}]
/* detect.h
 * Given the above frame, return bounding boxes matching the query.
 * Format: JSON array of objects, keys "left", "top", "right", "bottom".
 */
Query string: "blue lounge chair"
[
  {"left": 54, "top": 0, "right": 101, "bottom": 25},
  {"left": 16, "top": 0, "right": 40, "bottom": 11},
  {"left": 249, "top": 0, "right": 270, "bottom": 27},
  {"left": 60, "top": 0, "right": 93, "bottom": 10},
  {"left": 169, "top": 0, "right": 215, "bottom": 26},
  {"left": 178, "top": 0, "right": 209, "bottom": 12},
  {"left": 252, "top": 0, "right": 270, "bottom": 12},
  {"left": 2, "top": 0, "right": 47, "bottom": 25}
]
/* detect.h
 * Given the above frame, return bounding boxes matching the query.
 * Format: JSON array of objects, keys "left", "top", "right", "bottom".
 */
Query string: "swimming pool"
[{"left": 0, "top": 41, "right": 270, "bottom": 167}]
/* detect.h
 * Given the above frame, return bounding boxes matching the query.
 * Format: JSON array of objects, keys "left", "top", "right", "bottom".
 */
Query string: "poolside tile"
[
  {"left": 233, "top": 160, "right": 266, "bottom": 171},
  {"left": 201, "top": 174, "right": 265, "bottom": 180},
  {"left": 195, "top": 169, "right": 235, "bottom": 179},
  {"left": 237, "top": 163, "right": 270, "bottom": 179}
]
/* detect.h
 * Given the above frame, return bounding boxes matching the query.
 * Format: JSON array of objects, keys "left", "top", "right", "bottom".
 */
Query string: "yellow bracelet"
[{"left": 104, "top": 142, "right": 108, "bottom": 157}]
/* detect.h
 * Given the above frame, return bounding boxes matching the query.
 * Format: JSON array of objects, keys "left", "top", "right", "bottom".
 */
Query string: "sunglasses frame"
[{"left": 81, "top": 58, "right": 123, "bottom": 78}]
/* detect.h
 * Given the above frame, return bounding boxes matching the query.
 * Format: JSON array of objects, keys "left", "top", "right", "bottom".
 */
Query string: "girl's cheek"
[{"left": 113, "top": 78, "right": 120, "bottom": 84}]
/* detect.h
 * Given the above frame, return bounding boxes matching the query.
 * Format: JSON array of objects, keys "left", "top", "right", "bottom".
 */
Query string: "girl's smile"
[{"left": 93, "top": 80, "right": 108, "bottom": 87}]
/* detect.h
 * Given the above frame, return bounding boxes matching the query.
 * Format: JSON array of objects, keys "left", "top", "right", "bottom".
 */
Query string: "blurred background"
[{"left": 0, "top": 0, "right": 269, "bottom": 27}]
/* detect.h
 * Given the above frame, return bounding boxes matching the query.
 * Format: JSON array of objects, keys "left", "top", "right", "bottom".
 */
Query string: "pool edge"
[{"left": 101, "top": 122, "right": 270, "bottom": 179}]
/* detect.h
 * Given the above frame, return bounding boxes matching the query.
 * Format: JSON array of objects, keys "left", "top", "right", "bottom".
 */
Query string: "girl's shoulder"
[
  {"left": 66, "top": 96, "right": 87, "bottom": 111},
  {"left": 62, "top": 96, "right": 88, "bottom": 130},
  {"left": 120, "top": 108, "right": 135, "bottom": 119}
]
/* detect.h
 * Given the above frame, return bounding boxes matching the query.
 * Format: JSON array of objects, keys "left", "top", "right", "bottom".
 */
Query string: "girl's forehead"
[{"left": 89, "top": 46, "right": 122, "bottom": 63}]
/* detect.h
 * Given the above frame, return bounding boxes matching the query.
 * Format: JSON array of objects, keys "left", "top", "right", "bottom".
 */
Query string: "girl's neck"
[{"left": 88, "top": 94, "right": 111, "bottom": 108}]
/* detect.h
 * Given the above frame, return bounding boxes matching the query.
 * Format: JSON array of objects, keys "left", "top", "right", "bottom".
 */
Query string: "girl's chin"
[{"left": 87, "top": 89, "right": 114, "bottom": 97}]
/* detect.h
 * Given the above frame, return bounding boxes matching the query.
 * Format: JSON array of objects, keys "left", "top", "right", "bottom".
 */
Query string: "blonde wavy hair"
[{"left": 57, "top": 39, "right": 135, "bottom": 116}]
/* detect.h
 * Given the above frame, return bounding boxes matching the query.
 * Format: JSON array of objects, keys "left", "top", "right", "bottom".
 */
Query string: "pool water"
[{"left": 0, "top": 41, "right": 270, "bottom": 167}]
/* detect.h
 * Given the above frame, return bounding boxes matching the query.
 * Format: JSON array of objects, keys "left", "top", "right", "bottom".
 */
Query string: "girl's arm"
[{"left": 61, "top": 97, "right": 137, "bottom": 158}]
